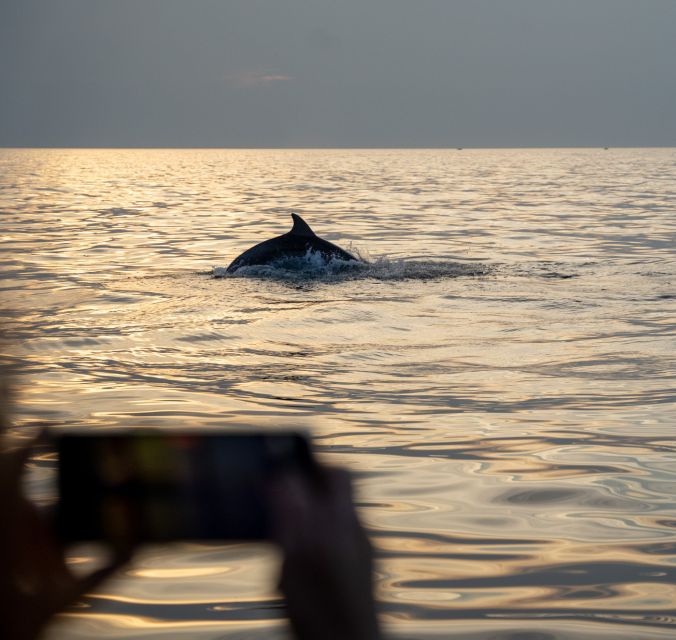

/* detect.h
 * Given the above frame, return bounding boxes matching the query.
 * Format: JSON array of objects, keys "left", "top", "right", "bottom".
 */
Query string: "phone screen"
[{"left": 57, "top": 432, "right": 313, "bottom": 543}]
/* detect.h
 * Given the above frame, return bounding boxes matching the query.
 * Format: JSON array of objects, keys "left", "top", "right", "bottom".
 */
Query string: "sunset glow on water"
[{"left": 1, "top": 148, "right": 675, "bottom": 639}]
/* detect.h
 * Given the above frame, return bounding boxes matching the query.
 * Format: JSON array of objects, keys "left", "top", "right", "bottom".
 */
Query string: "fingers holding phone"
[
  {"left": 51, "top": 431, "right": 381, "bottom": 640},
  {"left": 270, "top": 466, "right": 382, "bottom": 640}
]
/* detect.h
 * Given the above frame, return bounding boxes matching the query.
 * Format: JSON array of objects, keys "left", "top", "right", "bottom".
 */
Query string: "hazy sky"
[{"left": 2, "top": 0, "right": 675, "bottom": 147}]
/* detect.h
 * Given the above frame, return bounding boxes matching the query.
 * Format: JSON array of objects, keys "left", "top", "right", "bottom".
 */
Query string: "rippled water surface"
[{"left": 1, "top": 148, "right": 675, "bottom": 639}]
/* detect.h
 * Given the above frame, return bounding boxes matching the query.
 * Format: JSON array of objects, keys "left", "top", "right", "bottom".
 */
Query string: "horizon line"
[{"left": 2, "top": 145, "right": 675, "bottom": 151}]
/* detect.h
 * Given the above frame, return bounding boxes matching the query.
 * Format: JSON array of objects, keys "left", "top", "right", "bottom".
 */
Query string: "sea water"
[{"left": 1, "top": 148, "right": 675, "bottom": 639}]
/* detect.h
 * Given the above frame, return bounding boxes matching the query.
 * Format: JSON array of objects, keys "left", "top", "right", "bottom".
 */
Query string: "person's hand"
[
  {"left": 270, "top": 466, "right": 382, "bottom": 640},
  {"left": 0, "top": 428, "right": 128, "bottom": 640}
]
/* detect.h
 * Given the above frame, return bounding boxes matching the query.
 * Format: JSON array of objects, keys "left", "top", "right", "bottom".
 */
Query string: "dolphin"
[{"left": 226, "top": 213, "right": 361, "bottom": 273}]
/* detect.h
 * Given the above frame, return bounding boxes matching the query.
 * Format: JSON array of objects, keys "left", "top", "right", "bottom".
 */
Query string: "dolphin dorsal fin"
[{"left": 289, "top": 213, "right": 316, "bottom": 237}]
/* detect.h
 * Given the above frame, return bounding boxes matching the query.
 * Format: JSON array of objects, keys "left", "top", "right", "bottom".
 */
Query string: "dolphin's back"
[
  {"left": 226, "top": 214, "right": 359, "bottom": 273},
  {"left": 226, "top": 233, "right": 309, "bottom": 272}
]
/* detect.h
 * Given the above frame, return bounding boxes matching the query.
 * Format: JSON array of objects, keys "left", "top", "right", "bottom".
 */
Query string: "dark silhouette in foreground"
[
  {"left": 0, "top": 384, "right": 381, "bottom": 640},
  {"left": 1, "top": 379, "right": 129, "bottom": 640},
  {"left": 226, "top": 213, "right": 362, "bottom": 273}
]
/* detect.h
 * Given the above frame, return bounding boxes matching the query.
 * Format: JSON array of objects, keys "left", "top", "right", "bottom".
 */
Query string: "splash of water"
[{"left": 212, "top": 249, "right": 491, "bottom": 282}]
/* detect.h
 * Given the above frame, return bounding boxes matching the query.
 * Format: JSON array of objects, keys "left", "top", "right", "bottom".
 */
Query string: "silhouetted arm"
[{"left": 0, "top": 426, "right": 128, "bottom": 640}]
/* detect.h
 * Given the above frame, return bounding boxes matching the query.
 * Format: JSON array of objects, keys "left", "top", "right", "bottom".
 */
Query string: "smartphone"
[{"left": 57, "top": 431, "right": 315, "bottom": 543}]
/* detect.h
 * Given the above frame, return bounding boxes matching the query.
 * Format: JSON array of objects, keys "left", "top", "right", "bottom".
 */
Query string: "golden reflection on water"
[
  {"left": 1, "top": 148, "right": 675, "bottom": 638},
  {"left": 52, "top": 614, "right": 287, "bottom": 639},
  {"left": 131, "top": 568, "right": 231, "bottom": 579}
]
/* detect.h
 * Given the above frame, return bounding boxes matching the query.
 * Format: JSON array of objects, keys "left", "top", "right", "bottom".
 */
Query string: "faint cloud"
[{"left": 226, "top": 71, "right": 293, "bottom": 88}]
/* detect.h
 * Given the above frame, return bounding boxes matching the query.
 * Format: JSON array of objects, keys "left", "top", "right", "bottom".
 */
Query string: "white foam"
[{"left": 213, "top": 250, "right": 490, "bottom": 282}]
